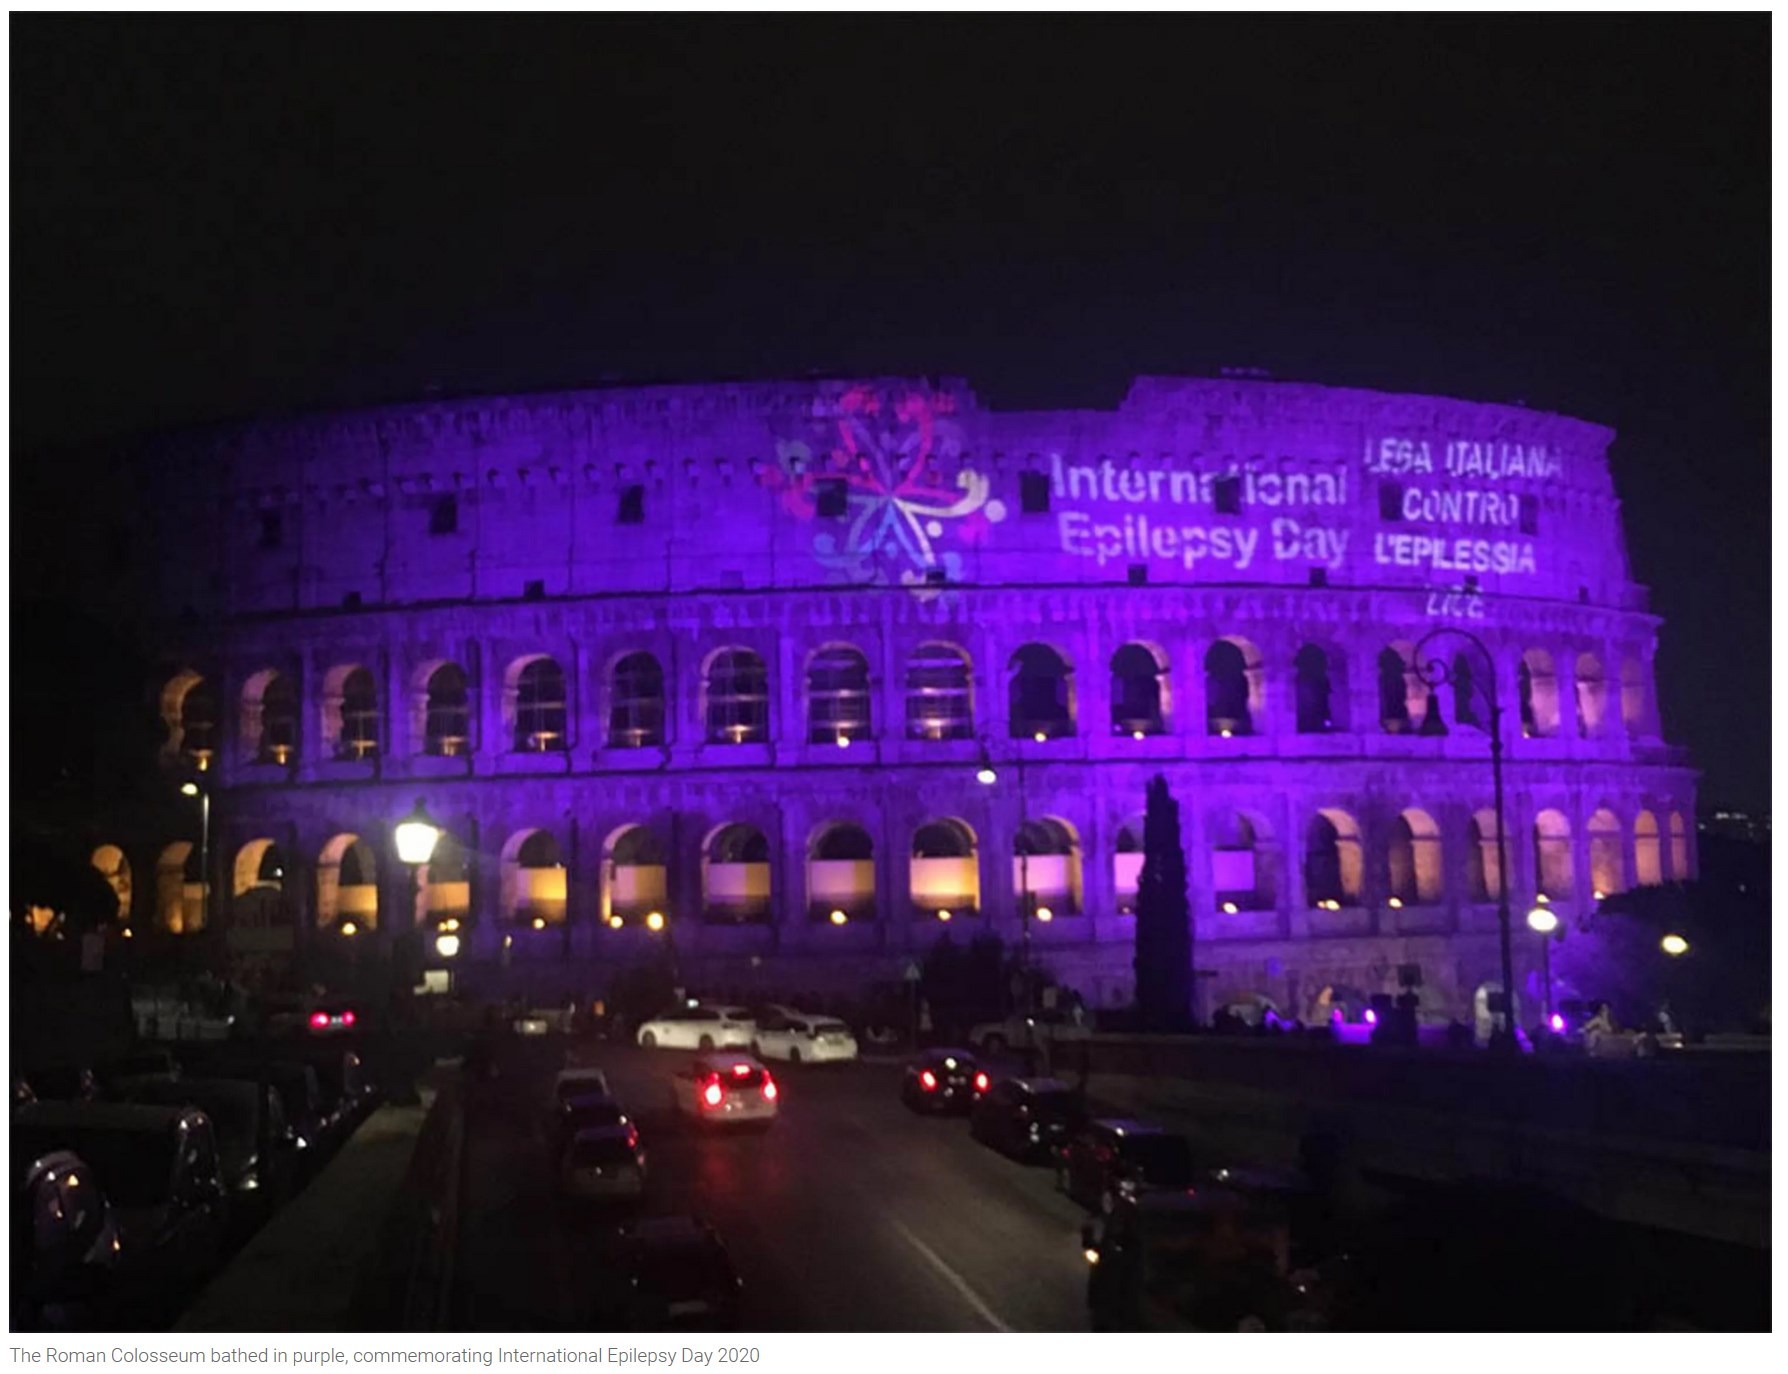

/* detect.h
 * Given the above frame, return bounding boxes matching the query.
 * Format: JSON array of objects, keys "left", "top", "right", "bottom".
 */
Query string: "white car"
[
  {"left": 559, "top": 1124, "right": 647, "bottom": 1200},
  {"left": 669, "top": 1054, "right": 779, "bottom": 1127},
  {"left": 753, "top": 1014, "right": 859, "bottom": 1064},
  {"left": 636, "top": 1005, "right": 755, "bottom": 1051}
]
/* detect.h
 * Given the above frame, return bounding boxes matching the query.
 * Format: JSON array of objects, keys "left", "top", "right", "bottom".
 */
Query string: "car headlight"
[{"left": 237, "top": 1172, "right": 261, "bottom": 1192}]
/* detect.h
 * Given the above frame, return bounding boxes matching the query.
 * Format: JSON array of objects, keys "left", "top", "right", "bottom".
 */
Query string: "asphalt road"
[{"left": 454, "top": 1039, "right": 1090, "bottom": 1332}]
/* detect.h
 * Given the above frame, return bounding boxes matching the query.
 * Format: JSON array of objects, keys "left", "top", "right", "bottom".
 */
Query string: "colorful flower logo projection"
[{"left": 767, "top": 386, "right": 1006, "bottom": 594}]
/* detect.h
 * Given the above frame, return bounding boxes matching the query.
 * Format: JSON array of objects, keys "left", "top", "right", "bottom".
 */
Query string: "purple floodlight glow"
[{"left": 1364, "top": 1008, "right": 1378, "bottom": 1026}]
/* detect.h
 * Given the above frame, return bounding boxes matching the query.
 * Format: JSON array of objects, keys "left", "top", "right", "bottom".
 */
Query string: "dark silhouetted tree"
[{"left": 1134, "top": 774, "right": 1193, "bottom": 1029}]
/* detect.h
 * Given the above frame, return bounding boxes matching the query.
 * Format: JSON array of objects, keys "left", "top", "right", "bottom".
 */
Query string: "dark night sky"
[{"left": 10, "top": 16, "right": 1769, "bottom": 808}]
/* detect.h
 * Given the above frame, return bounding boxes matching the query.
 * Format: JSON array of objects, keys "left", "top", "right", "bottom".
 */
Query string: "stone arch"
[
  {"left": 607, "top": 651, "right": 666, "bottom": 748},
  {"left": 421, "top": 831, "right": 470, "bottom": 922},
  {"left": 1668, "top": 810, "right": 1691, "bottom": 880},
  {"left": 1379, "top": 640, "right": 1434, "bottom": 735},
  {"left": 1304, "top": 808, "right": 1363, "bottom": 907},
  {"left": 1519, "top": 649, "right": 1560, "bottom": 738},
  {"left": 1467, "top": 809, "right": 1503, "bottom": 902},
  {"left": 1212, "top": 810, "right": 1276, "bottom": 911},
  {"left": 500, "top": 828, "right": 567, "bottom": 925},
  {"left": 90, "top": 845, "right": 132, "bottom": 924},
  {"left": 1204, "top": 636, "right": 1263, "bottom": 736},
  {"left": 1533, "top": 809, "right": 1574, "bottom": 900},
  {"left": 1008, "top": 642, "right": 1075, "bottom": 740},
  {"left": 1110, "top": 642, "right": 1169, "bottom": 737},
  {"left": 703, "top": 822, "right": 773, "bottom": 923},
  {"left": 905, "top": 641, "right": 974, "bottom": 741},
  {"left": 231, "top": 838, "right": 291, "bottom": 929},
  {"left": 507, "top": 655, "right": 568, "bottom": 753},
  {"left": 322, "top": 664, "right": 380, "bottom": 761},
  {"left": 317, "top": 833, "right": 379, "bottom": 931},
  {"left": 1588, "top": 807, "right": 1624, "bottom": 898},
  {"left": 1633, "top": 810, "right": 1663, "bottom": 887},
  {"left": 704, "top": 647, "right": 770, "bottom": 744},
  {"left": 241, "top": 669, "right": 298, "bottom": 765},
  {"left": 911, "top": 817, "right": 980, "bottom": 917},
  {"left": 1113, "top": 815, "right": 1146, "bottom": 915},
  {"left": 1293, "top": 643, "right": 1343, "bottom": 733},
  {"left": 1619, "top": 656, "right": 1647, "bottom": 736},
  {"left": 160, "top": 669, "right": 216, "bottom": 767},
  {"left": 415, "top": 660, "right": 471, "bottom": 757},
  {"left": 806, "top": 644, "right": 873, "bottom": 745},
  {"left": 1387, "top": 807, "right": 1444, "bottom": 904},
  {"left": 1015, "top": 816, "right": 1082, "bottom": 916},
  {"left": 807, "top": 821, "right": 876, "bottom": 921},
  {"left": 602, "top": 823, "right": 668, "bottom": 923},
  {"left": 155, "top": 841, "right": 204, "bottom": 934},
  {"left": 1574, "top": 653, "right": 1607, "bottom": 738}
]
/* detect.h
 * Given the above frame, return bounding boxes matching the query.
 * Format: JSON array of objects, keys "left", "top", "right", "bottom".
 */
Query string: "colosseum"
[{"left": 122, "top": 374, "right": 1696, "bottom": 1024}]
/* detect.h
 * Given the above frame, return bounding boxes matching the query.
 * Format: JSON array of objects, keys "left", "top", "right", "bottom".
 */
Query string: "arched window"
[
  {"left": 706, "top": 648, "right": 769, "bottom": 744},
  {"left": 318, "top": 834, "right": 378, "bottom": 931},
  {"left": 1533, "top": 809, "right": 1574, "bottom": 899},
  {"left": 808, "top": 822, "right": 875, "bottom": 921},
  {"left": 1668, "top": 811, "right": 1690, "bottom": 879},
  {"left": 514, "top": 658, "right": 568, "bottom": 752},
  {"left": 247, "top": 672, "right": 298, "bottom": 765},
  {"left": 1447, "top": 654, "right": 1478, "bottom": 730},
  {"left": 608, "top": 652, "right": 665, "bottom": 748},
  {"left": 231, "top": 839, "right": 291, "bottom": 929},
  {"left": 1387, "top": 808, "right": 1443, "bottom": 904},
  {"left": 1014, "top": 817, "right": 1081, "bottom": 916},
  {"left": 911, "top": 818, "right": 980, "bottom": 917},
  {"left": 1574, "top": 653, "right": 1607, "bottom": 738},
  {"left": 1204, "top": 639, "right": 1257, "bottom": 736},
  {"left": 1588, "top": 808, "right": 1624, "bottom": 899},
  {"left": 1377, "top": 647, "right": 1412, "bottom": 733},
  {"left": 502, "top": 829, "right": 567, "bottom": 925},
  {"left": 338, "top": 667, "right": 380, "bottom": 760},
  {"left": 422, "top": 832, "right": 470, "bottom": 924},
  {"left": 423, "top": 663, "right": 471, "bottom": 757},
  {"left": 807, "top": 646, "right": 872, "bottom": 745},
  {"left": 155, "top": 842, "right": 204, "bottom": 934},
  {"left": 603, "top": 824, "right": 667, "bottom": 925},
  {"left": 1620, "top": 657, "right": 1647, "bottom": 736},
  {"left": 1634, "top": 810, "right": 1662, "bottom": 887},
  {"left": 1467, "top": 810, "right": 1502, "bottom": 902},
  {"left": 1304, "top": 810, "right": 1362, "bottom": 907},
  {"left": 90, "top": 845, "right": 132, "bottom": 925},
  {"left": 704, "top": 823, "right": 772, "bottom": 923},
  {"left": 1212, "top": 813, "right": 1274, "bottom": 911},
  {"left": 1113, "top": 818, "right": 1145, "bottom": 915},
  {"left": 1294, "top": 645, "right": 1336, "bottom": 734},
  {"left": 905, "top": 642, "right": 973, "bottom": 741},
  {"left": 164, "top": 672, "right": 217, "bottom": 768},
  {"left": 1110, "top": 643, "right": 1167, "bottom": 737},
  {"left": 1008, "top": 644, "right": 1074, "bottom": 740},
  {"left": 1519, "top": 649, "right": 1560, "bottom": 738}
]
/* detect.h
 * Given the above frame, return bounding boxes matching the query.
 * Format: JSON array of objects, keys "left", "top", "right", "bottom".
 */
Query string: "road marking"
[{"left": 890, "top": 1218, "right": 1013, "bottom": 1332}]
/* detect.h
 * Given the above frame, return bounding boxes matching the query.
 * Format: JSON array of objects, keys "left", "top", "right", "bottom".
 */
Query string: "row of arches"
[
  {"left": 95, "top": 804, "right": 1688, "bottom": 935},
  {"left": 160, "top": 639, "right": 1651, "bottom": 767}
]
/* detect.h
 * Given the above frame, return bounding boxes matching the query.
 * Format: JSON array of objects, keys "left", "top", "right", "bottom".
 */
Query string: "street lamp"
[
  {"left": 181, "top": 778, "right": 211, "bottom": 934},
  {"left": 977, "top": 737, "right": 1036, "bottom": 1014},
  {"left": 1413, "top": 627, "right": 1517, "bottom": 1051},
  {"left": 1660, "top": 932, "right": 1690, "bottom": 957},
  {"left": 1526, "top": 905, "right": 1559, "bottom": 1026},
  {"left": 394, "top": 799, "right": 442, "bottom": 982}
]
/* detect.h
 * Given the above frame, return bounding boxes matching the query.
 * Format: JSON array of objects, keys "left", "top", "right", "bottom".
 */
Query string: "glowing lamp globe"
[
  {"left": 829, "top": 909, "right": 848, "bottom": 926},
  {"left": 976, "top": 765, "right": 997, "bottom": 786},
  {"left": 1035, "top": 906, "right": 1053, "bottom": 923},
  {"left": 1525, "top": 907, "right": 1559, "bottom": 935},
  {"left": 180, "top": 781, "right": 200, "bottom": 797},
  {"left": 1660, "top": 933, "right": 1690, "bottom": 957},
  {"left": 644, "top": 911, "right": 666, "bottom": 932},
  {"left": 434, "top": 933, "right": 461, "bottom": 959},
  {"left": 394, "top": 799, "right": 442, "bottom": 866}
]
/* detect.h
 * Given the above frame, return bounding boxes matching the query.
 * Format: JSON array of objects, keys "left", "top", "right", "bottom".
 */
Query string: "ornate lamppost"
[
  {"left": 179, "top": 777, "right": 211, "bottom": 935},
  {"left": 976, "top": 737, "right": 1036, "bottom": 1015},
  {"left": 394, "top": 797, "right": 442, "bottom": 983},
  {"left": 1526, "top": 904, "right": 1559, "bottom": 1029},
  {"left": 1412, "top": 627, "right": 1517, "bottom": 1052}
]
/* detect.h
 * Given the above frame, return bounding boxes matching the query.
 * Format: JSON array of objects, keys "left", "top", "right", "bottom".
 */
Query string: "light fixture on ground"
[
  {"left": 1527, "top": 905, "right": 1560, "bottom": 1025},
  {"left": 1221, "top": 901, "right": 1238, "bottom": 914},
  {"left": 340, "top": 921, "right": 358, "bottom": 937},
  {"left": 531, "top": 916, "right": 546, "bottom": 931},
  {"left": 607, "top": 914, "right": 624, "bottom": 930},
  {"left": 644, "top": 910, "right": 665, "bottom": 932},
  {"left": 1035, "top": 906, "right": 1053, "bottom": 923},
  {"left": 1661, "top": 932, "right": 1690, "bottom": 957},
  {"left": 434, "top": 933, "right": 461, "bottom": 959},
  {"left": 936, "top": 908, "right": 952, "bottom": 922},
  {"left": 829, "top": 909, "right": 848, "bottom": 926},
  {"left": 1387, "top": 896, "right": 1403, "bottom": 909}
]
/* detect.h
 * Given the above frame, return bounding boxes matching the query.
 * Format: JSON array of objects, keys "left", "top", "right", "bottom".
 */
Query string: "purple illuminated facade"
[{"left": 130, "top": 376, "right": 1694, "bottom": 1023}]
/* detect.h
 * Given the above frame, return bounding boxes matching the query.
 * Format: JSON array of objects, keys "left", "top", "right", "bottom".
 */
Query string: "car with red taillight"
[
  {"left": 900, "top": 1048, "right": 989, "bottom": 1114},
  {"left": 668, "top": 1055, "right": 779, "bottom": 1128},
  {"left": 559, "top": 1124, "right": 647, "bottom": 1202}
]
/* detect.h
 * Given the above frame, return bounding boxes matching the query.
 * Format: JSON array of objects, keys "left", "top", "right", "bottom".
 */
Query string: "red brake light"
[
  {"left": 763, "top": 1079, "right": 778, "bottom": 1101},
  {"left": 973, "top": 1072, "right": 990, "bottom": 1092},
  {"left": 341, "top": 1010, "right": 356, "bottom": 1027},
  {"left": 702, "top": 1082, "right": 724, "bottom": 1107},
  {"left": 308, "top": 1012, "right": 329, "bottom": 1030},
  {"left": 920, "top": 1070, "right": 938, "bottom": 1091}
]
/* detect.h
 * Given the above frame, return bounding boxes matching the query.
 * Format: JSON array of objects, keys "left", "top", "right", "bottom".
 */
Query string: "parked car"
[
  {"left": 607, "top": 1216, "right": 743, "bottom": 1330},
  {"left": 637, "top": 1005, "right": 755, "bottom": 1051},
  {"left": 969, "top": 1077, "right": 1087, "bottom": 1161},
  {"left": 10, "top": 1148, "right": 124, "bottom": 1331},
  {"left": 22, "top": 1065, "right": 98, "bottom": 1103},
  {"left": 178, "top": 1050, "right": 327, "bottom": 1159},
  {"left": 551, "top": 1066, "right": 612, "bottom": 1105},
  {"left": 752, "top": 1014, "right": 858, "bottom": 1063},
  {"left": 114, "top": 1077, "right": 293, "bottom": 1222},
  {"left": 559, "top": 1124, "right": 648, "bottom": 1202},
  {"left": 900, "top": 1049, "right": 989, "bottom": 1114},
  {"left": 667, "top": 1055, "right": 779, "bottom": 1128},
  {"left": 1057, "top": 1119, "right": 1197, "bottom": 1212},
  {"left": 12, "top": 1102, "right": 229, "bottom": 1320},
  {"left": 967, "top": 1008, "right": 1092, "bottom": 1055},
  {"left": 551, "top": 1093, "right": 631, "bottom": 1158},
  {"left": 94, "top": 1049, "right": 181, "bottom": 1088}
]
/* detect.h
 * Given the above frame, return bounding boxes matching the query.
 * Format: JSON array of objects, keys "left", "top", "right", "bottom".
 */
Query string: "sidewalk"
[{"left": 175, "top": 1092, "right": 434, "bottom": 1332}]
